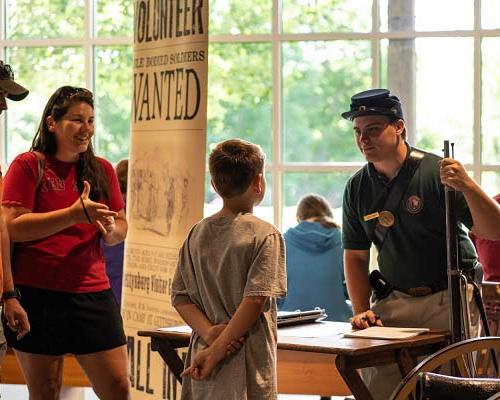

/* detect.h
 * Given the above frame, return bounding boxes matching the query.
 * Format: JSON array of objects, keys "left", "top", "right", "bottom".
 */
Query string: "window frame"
[{"left": 0, "top": 0, "right": 499, "bottom": 230}]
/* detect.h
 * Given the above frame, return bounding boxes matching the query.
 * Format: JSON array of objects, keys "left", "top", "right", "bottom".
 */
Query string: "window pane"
[
  {"left": 282, "top": 41, "right": 371, "bottom": 162},
  {"left": 283, "top": 0, "right": 371, "bottom": 33},
  {"left": 482, "top": 38, "right": 500, "bottom": 164},
  {"left": 415, "top": 0, "right": 473, "bottom": 31},
  {"left": 209, "top": 0, "right": 271, "bottom": 35},
  {"left": 482, "top": 0, "right": 500, "bottom": 29},
  {"left": 95, "top": 0, "right": 133, "bottom": 37},
  {"left": 6, "top": 0, "right": 85, "bottom": 39},
  {"left": 95, "top": 46, "right": 133, "bottom": 163},
  {"left": 204, "top": 173, "right": 273, "bottom": 223},
  {"left": 415, "top": 38, "right": 473, "bottom": 162},
  {"left": 379, "top": 0, "right": 473, "bottom": 32},
  {"left": 207, "top": 43, "right": 272, "bottom": 160},
  {"left": 282, "top": 172, "right": 351, "bottom": 231},
  {"left": 5, "top": 47, "right": 85, "bottom": 163},
  {"left": 481, "top": 172, "right": 500, "bottom": 198},
  {"left": 379, "top": 39, "right": 389, "bottom": 89}
]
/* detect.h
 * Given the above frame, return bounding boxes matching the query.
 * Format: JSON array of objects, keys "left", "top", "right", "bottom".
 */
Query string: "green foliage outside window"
[
  {"left": 5, "top": 47, "right": 85, "bottom": 161},
  {"left": 209, "top": 0, "right": 271, "bottom": 35},
  {"left": 95, "top": 46, "right": 133, "bottom": 163},
  {"left": 283, "top": 0, "right": 371, "bottom": 33},
  {"left": 283, "top": 41, "right": 371, "bottom": 162},
  {"left": 6, "top": 0, "right": 85, "bottom": 39},
  {"left": 95, "top": 0, "right": 134, "bottom": 37},
  {"left": 207, "top": 43, "right": 272, "bottom": 159}
]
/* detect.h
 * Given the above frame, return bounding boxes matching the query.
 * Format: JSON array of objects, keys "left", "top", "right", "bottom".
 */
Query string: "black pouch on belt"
[{"left": 369, "top": 270, "right": 394, "bottom": 301}]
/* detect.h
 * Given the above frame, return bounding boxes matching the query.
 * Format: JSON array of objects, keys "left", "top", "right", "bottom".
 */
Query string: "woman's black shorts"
[{"left": 3, "top": 285, "right": 126, "bottom": 355}]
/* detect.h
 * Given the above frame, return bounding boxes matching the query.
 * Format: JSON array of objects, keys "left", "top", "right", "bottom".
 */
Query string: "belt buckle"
[{"left": 407, "top": 286, "right": 432, "bottom": 297}]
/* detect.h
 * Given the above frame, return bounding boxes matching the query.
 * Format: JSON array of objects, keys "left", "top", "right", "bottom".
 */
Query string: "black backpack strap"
[{"left": 371, "top": 149, "right": 424, "bottom": 252}]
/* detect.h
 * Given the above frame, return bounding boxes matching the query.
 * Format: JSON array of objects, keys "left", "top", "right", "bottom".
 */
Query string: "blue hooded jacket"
[{"left": 278, "top": 221, "right": 352, "bottom": 322}]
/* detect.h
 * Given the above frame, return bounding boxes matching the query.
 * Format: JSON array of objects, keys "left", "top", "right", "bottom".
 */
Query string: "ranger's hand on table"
[{"left": 350, "top": 310, "right": 383, "bottom": 329}]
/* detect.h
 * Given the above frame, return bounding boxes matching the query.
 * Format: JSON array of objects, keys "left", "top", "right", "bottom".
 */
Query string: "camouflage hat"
[{"left": 0, "top": 60, "right": 29, "bottom": 101}]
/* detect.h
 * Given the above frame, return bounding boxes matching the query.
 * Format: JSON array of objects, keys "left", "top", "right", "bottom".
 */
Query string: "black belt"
[
  {"left": 370, "top": 270, "right": 448, "bottom": 300},
  {"left": 396, "top": 280, "right": 448, "bottom": 297}
]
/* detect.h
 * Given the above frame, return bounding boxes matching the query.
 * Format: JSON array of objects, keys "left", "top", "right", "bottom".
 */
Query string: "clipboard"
[{"left": 277, "top": 307, "right": 328, "bottom": 327}]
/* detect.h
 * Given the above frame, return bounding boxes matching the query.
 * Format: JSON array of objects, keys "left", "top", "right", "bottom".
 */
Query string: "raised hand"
[
  {"left": 440, "top": 158, "right": 474, "bottom": 193},
  {"left": 70, "top": 180, "right": 117, "bottom": 225},
  {"left": 96, "top": 215, "right": 116, "bottom": 236}
]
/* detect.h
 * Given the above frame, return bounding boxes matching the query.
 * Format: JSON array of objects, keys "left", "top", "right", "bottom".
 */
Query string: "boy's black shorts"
[{"left": 3, "top": 285, "right": 126, "bottom": 355}]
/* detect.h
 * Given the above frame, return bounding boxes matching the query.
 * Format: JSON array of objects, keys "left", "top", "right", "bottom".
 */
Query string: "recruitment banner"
[{"left": 122, "top": 1, "right": 208, "bottom": 399}]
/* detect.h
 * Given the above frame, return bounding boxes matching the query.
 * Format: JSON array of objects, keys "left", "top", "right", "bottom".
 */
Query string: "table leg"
[
  {"left": 151, "top": 338, "right": 184, "bottom": 383},
  {"left": 395, "top": 348, "right": 416, "bottom": 400},
  {"left": 335, "top": 355, "right": 374, "bottom": 400}
]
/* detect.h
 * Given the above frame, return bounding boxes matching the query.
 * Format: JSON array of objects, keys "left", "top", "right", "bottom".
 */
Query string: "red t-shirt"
[
  {"left": 470, "top": 194, "right": 500, "bottom": 282},
  {"left": 2, "top": 152, "right": 125, "bottom": 293}
]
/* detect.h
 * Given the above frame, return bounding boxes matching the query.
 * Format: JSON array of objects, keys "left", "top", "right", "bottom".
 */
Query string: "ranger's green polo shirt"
[{"left": 342, "top": 143, "right": 477, "bottom": 289}]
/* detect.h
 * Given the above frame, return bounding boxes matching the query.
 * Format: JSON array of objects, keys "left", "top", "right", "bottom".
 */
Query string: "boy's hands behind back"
[
  {"left": 205, "top": 323, "right": 245, "bottom": 356},
  {"left": 182, "top": 324, "right": 246, "bottom": 380}
]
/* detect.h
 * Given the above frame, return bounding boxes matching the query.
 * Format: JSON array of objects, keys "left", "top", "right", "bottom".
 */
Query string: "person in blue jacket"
[{"left": 278, "top": 193, "right": 352, "bottom": 321}]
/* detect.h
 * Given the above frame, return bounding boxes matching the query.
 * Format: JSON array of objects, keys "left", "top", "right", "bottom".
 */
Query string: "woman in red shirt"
[{"left": 2, "top": 86, "right": 129, "bottom": 399}]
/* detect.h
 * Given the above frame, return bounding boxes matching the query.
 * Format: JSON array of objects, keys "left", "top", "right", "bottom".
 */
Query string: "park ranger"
[{"left": 340, "top": 88, "right": 500, "bottom": 399}]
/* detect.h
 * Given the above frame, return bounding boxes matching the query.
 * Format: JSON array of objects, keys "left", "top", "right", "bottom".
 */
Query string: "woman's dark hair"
[
  {"left": 31, "top": 86, "right": 109, "bottom": 201},
  {"left": 296, "top": 193, "right": 340, "bottom": 229}
]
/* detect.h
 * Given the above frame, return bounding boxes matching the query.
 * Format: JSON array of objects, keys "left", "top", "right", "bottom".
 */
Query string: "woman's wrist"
[{"left": 67, "top": 206, "right": 78, "bottom": 225}]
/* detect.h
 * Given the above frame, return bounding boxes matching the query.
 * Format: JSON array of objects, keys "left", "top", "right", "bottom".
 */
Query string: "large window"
[
  {"left": 1, "top": 0, "right": 499, "bottom": 230},
  {"left": 0, "top": 0, "right": 133, "bottom": 165}
]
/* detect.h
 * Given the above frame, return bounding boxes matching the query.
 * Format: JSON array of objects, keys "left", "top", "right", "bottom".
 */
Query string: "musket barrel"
[{"left": 444, "top": 140, "right": 463, "bottom": 344}]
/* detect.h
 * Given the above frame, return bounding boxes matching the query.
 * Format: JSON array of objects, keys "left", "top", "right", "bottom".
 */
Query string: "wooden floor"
[{"left": 0, "top": 385, "right": 351, "bottom": 400}]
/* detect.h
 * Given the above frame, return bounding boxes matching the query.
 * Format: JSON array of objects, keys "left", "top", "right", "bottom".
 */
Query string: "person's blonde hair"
[{"left": 296, "top": 193, "right": 339, "bottom": 229}]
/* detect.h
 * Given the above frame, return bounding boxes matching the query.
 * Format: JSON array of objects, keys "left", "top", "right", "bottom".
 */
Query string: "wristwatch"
[{"left": 3, "top": 288, "right": 21, "bottom": 301}]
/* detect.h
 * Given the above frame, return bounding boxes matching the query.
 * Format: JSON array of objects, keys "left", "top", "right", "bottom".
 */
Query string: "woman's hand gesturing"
[{"left": 70, "top": 180, "right": 117, "bottom": 227}]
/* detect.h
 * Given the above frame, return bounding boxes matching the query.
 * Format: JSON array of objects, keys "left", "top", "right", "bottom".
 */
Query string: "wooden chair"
[
  {"left": 483, "top": 282, "right": 500, "bottom": 337},
  {"left": 389, "top": 337, "right": 500, "bottom": 400},
  {"left": 487, "top": 390, "right": 500, "bottom": 400},
  {"left": 415, "top": 371, "right": 500, "bottom": 399}
]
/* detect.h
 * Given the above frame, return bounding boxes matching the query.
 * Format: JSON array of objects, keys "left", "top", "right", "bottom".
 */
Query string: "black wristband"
[
  {"left": 3, "top": 288, "right": 21, "bottom": 301},
  {"left": 79, "top": 196, "right": 92, "bottom": 224}
]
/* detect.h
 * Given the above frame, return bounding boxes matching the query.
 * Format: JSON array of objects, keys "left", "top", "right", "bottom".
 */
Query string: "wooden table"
[{"left": 139, "top": 322, "right": 448, "bottom": 400}]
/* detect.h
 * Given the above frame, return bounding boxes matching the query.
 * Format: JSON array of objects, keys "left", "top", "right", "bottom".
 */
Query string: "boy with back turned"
[{"left": 171, "top": 138, "right": 286, "bottom": 399}]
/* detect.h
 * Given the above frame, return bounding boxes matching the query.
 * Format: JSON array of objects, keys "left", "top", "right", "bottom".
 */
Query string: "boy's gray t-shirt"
[{"left": 171, "top": 212, "right": 287, "bottom": 400}]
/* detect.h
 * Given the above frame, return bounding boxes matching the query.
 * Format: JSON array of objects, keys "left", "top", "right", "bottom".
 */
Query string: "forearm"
[
  {"left": 174, "top": 301, "right": 213, "bottom": 342},
  {"left": 344, "top": 250, "right": 371, "bottom": 314},
  {"left": 8, "top": 208, "right": 75, "bottom": 242},
  {"left": 1, "top": 219, "right": 14, "bottom": 293},
  {"left": 102, "top": 218, "right": 128, "bottom": 245},
  {"left": 210, "top": 296, "right": 266, "bottom": 352},
  {"left": 463, "top": 181, "right": 500, "bottom": 240}
]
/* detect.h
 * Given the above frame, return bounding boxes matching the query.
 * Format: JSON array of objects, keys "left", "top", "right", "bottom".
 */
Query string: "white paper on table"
[{"left": 343, "top": 326, "right": 430, "bottom": 340}]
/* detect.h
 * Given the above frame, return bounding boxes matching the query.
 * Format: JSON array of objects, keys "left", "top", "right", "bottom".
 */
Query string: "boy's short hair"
[{"left": 209, "top": 138, "right": 265, "bottom": 198}]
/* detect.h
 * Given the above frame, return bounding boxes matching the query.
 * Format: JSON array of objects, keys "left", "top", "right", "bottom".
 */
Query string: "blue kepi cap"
[{"left": 341, "top": 88, "right": 403, "bottom": 121}]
